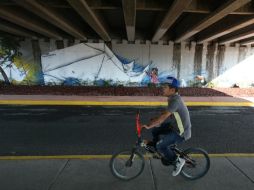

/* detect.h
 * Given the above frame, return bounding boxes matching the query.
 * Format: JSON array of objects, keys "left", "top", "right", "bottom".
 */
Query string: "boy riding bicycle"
[{"left": 141, "top": 76, "right": 192, "bottom": 176}]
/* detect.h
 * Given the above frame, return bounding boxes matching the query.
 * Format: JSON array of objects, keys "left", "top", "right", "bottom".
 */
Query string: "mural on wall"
[
  {"left": 0, "top": 42, "right": 172, "bottom": 86},
  {"left": 41, "top": 43, "right": 170, "bottom": 86},
  {"left": 2, "top": 40, "right": 254, "bottom": 87}
]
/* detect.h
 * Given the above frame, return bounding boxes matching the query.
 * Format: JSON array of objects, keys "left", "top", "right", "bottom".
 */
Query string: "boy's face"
[{"left": 162, "top": 84, "right": 175, "bottom": 96}]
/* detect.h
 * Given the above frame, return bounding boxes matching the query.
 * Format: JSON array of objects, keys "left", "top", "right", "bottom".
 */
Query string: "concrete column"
[
  {"left": 74, "top": 39, "right": 80, "bottom": 45},
  {"left": 56, "top": 40, "right": 64, "bottom": 49},
  {"left": 173, "top": 42, "right": 181, "bottom": 79},
  {"left": 63, "top": 39, "right": 68, "bottom": 48},
  {"left": 49, "top": 39, "right": 56, "bottom": 51},
  {"left": 246, "top": 44, "right": 252, "bottom": 57},
  {"left": 201, "top": 42, "right": 208, "bottom": 79},
  {"left": 31, "top": 39, "right": 43, "bottom": 84}
]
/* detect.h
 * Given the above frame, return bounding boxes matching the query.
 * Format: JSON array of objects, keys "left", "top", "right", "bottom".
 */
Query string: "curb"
[{"left": 0, "top": 100, "right": 254, "bottom": 107}]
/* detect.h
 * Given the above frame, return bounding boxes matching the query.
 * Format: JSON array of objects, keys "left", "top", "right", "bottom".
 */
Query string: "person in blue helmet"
[{"left": 141, "top": 76, "right": 192, "bottom": 176}]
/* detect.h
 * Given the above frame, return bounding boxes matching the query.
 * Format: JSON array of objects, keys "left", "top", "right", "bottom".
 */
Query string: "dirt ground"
[{"left": 1, "top": 85, "right": 254, "bottom": 97}]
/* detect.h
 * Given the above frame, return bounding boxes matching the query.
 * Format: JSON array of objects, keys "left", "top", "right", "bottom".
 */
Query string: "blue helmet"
[{"left": 163, "top": 76, "right": 179, "bottom": 88}]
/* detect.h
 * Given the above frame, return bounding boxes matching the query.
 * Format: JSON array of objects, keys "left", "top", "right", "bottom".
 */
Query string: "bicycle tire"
[
  {"left": 110, "top": 150, "right": 145, "bottom": 181},
  {"left": 180, "top": 147, "right": 210, "bottom": 180}
]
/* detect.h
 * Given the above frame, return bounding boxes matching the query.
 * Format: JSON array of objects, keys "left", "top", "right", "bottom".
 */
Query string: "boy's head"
[{"left": 161, "top": 77, "right": 179, "bottom": 96}]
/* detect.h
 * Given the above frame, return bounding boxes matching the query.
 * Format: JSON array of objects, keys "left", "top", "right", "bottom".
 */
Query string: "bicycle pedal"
[
  {"left": 153, "top": 155, "right": 161, "bottom": 159},
  {"left": 152, "top": 152, "right": 161, "bottom": 159},
  {"left": 144, "top": 145, "right": 155, "bottom": 153}
]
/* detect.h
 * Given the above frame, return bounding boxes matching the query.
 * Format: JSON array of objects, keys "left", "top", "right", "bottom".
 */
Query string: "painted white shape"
[
  {"left": 41, "top": 43, "right": 150, "bottom": 84},
  {"left": 112, "top": 42, "right": 150, "bottom": 67},
  {"left": 123, "top": 61, "right": 134, "bottom": 72}
]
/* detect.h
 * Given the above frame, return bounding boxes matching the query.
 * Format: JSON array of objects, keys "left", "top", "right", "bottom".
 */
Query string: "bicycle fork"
[{"left": 125, "top": 147, "right": 138, "bottom": 167}]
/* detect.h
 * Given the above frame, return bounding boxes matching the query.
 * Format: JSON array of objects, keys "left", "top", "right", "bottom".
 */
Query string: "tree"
[{"left": 0, "top": 34, "right": 21, "bottom": 85}]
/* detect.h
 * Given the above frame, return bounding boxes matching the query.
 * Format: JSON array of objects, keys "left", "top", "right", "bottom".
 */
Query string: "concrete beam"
[
  {"left": 186, "top": 0, "right": 254, "bottom": 15},
  {"left": 2, "top": 0, "right": 254, "bottom": 14},
  {"left": 0, "top": 22, "right": 36, "bottom": 38},
  {"left": 152, "top": 0, "right": 192, "bottom": 42},
  {"left": 186, "top": 0, "right": 211, "bottom": 14},
  {"left": 67, "top": 0, "right": 111, "bottom": 41},
  {"left": 240, "top": 38, "right": 254, "bottom": 45},
  {"left": 198, "top": 17, "right": 254, "bottom": 43},
  {"left": 13, "top": 0, "right": 87, "bottom": 40},
  {"left": 219, "top": 30, "right": 254, "bottom": 44},
  {"left": 175, "top": 0, "right": 252, "bottom": 42},
  {"left": 0, "top": 6, "right": 62, "bottom": 39},
  {"left": 136, "top": 0, "right": 168, "bottom": 11},
  {"left": 122, "top": 0, "right": 136, "bottom": 41},
  {"left": 86, "top": 0, "right": 254, "bottom": 15}
]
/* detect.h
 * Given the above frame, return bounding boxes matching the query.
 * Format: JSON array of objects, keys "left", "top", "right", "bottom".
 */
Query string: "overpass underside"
[
  {"left": 1, "top": 0, "right": 254, "bottom": 87},
  {"left": 1, "top": 0, "right": 254, "bottom": 45}
]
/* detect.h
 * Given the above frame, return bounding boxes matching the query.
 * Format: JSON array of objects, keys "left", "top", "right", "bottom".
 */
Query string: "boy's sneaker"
[{"left": 172, "top": 157, "right": 185, "bottom": 176}]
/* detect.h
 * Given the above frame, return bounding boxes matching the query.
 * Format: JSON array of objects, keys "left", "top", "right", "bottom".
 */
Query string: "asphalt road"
[{"left": 0, "top": 105, "right": 253, "bottom": 156}]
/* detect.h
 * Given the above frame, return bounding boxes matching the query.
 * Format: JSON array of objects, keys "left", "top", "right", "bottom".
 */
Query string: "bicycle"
[{"left": 110, "top": 110, "right": 210, "bottom": 181}]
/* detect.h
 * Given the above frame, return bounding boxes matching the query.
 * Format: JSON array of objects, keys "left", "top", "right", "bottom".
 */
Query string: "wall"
[
  {"left": 2, "top": 38, "right": 254, "bottom": 87},
  {"left": 111, "top": 40, "right": 254, "bottom": 86}
]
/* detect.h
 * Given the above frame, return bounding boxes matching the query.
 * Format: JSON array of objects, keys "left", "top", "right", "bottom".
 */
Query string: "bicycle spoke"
[
  {"left": 180, "top": 148, "right": 210, "bottom": 180},
  {"left": 110, "top": 150, "right": 145, "bottom": 180}
]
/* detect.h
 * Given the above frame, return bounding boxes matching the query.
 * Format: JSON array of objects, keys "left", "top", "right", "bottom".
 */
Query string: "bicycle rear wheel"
[
  {"left": 180, "top": 148, "right": 210, "bottom": 180},
  {"left": 110, "top": 150, "right": 145, "bottom": 181}
]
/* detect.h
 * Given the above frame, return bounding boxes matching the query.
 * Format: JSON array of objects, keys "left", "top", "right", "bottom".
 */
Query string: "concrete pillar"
[
  {"left": 194, "top": 44, "right": 203, "bottom": 76},
  {"left": 74, "top": 39, "right": 80, "bottom": 45},
  {"left": 246, "top": 44, "right": 252, "bottom": 57},
  {"left": 173, "top": 42, "right": 181, "bottom": 79},
  {"left": 49, "top": 39, "right": 56, "bottom": 51},
  {"left": 63, "top": 39, "right": 68, "bottom": 48},
  {"left": 202, "top": 42, "right": 208, "bottom": 79},
  {"left": 31, "top": 39, "right": 43, "bottom": 84},
  {"left": 56, "top": 40, "right": 64, "bottom": 49}
]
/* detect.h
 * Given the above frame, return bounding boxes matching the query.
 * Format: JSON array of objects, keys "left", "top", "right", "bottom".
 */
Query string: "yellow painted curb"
[
  {"left": 0, "top": 100, "right": 254, "bottom": 107},
  {"left": 0, "top": 100, "right": 166, "bottom": 106},
  {"left": 208, "top": 153, "right": 254, "bottom": 157},
  {"left": 186, "top": 102, "right": 254, "bottom": 107},
  {"left": 0, "top": 153, "right": 254, "bottom": 160},
  {"left": 0, "top": 155, "right": 112, "bottom": 160}
]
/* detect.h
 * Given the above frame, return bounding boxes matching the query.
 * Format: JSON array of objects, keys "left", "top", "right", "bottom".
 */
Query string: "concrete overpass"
[
  {"left": 1, "top": 0, "right": 254, "bottom": 86},
  {"left": 1, "top": 0, "right": 254, "bottom": 44}
]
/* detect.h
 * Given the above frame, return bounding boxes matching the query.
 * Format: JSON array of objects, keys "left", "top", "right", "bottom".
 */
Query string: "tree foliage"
[{"left": 0, "top": 34, "right": 22, "bottom": 84}]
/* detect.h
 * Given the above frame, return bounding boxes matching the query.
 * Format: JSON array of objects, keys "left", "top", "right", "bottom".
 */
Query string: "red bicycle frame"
[{"left": 136, "top": 110, "right": 141, "bottom": 138}]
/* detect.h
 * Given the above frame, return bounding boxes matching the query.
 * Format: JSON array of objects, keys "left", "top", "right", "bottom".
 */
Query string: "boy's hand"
[
  {"left": 150, "top": 117, "right": 158, "bottom": 122},
  {"left": 141, "top": 124, "right": 149, "bottom": 129}
]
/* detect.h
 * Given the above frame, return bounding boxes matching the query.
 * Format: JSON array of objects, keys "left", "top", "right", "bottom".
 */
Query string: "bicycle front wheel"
[
  {"left": 181, "top": 148, "right": 210, "bottom": 180},
  {"left": 110, "top": 150, "right": 145, "bottom": 181}
]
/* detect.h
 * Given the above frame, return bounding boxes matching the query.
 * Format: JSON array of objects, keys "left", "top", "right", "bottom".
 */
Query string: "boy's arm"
[
  {"left": 150, "top": 110, "right": 168, "bottom": 122},
  {"left": 143, "top": 111, "right": 172, "bottom": 129}
]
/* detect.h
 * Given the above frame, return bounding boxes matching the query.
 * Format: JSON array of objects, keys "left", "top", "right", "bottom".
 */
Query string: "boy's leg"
[
  {"left": 155, "top": 131, "right": 184, "bottom": 162},
  {"left": 151, "top": 122, "right": 171, "bottom": 144}
]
